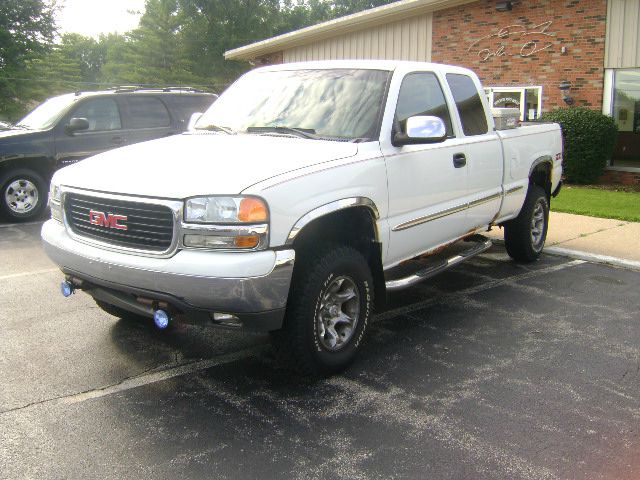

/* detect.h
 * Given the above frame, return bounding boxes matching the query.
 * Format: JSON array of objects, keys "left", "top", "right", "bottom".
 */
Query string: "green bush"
[{"left": 540, "top": 107, "right": 617, "bottom": 184}]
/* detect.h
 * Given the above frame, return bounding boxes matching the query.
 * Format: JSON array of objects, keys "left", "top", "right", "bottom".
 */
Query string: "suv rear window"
[
  {"left": 126, "top": 97, "right": 171, "bottom": 128},
  {"left": 162, "top": 95, "right": 216, "bottom": 125}
]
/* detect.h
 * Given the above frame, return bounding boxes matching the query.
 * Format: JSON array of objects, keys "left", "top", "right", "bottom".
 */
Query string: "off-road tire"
[
  {"left": 504, "top": 184, "right": 549, "bottom": 263},
  {"left": 0, "top": 168, "right": 47, "bottom": 221},
  {"left": 270, "top": 245, "right": 374, "bottom": 376}
]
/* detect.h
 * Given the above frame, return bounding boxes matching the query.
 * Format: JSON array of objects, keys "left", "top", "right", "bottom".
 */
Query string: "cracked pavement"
[{"left": 1, "top": 222, "right": 639, "bottom": 479}]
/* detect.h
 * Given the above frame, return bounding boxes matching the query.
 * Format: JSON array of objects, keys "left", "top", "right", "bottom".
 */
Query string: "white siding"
[
  {"left": 283, "top": 13, "right": 433, "bottom": 63},
  {"left": 605, "top": 0, "right": 640, "bottom": 68}
]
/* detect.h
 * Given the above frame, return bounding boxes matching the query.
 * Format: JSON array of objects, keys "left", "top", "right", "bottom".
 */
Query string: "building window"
[
  {"left": 611, "top": 69, "right": 640, "bottom": 168},
  {"left": 485, "top": 86, "right": 542, "bottom": 121}
]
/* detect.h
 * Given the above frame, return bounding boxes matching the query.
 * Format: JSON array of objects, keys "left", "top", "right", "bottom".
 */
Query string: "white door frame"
[{"left": 485, "top": 86, "right": 543, "bottom": 121}]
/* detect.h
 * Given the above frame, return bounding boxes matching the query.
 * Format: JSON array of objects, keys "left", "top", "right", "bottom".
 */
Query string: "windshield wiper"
[
  {"left": 246, "top": 126, "right": 320, "bottom": 140},
  {"left": 13, "top": 123, "right": 29, "bottom": 130},
  {"left": 195, "top": 124, "right": 235, "bottom": 134}
]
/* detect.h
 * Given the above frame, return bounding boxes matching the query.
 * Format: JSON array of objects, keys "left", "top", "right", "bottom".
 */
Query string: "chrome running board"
[{"left": 385, "top": 235, "right": 492, "bottom": 292}]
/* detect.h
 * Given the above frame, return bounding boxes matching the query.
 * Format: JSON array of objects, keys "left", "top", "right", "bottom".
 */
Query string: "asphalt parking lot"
[{"left": 1, "top": 221, "right": 639, "bottom": 480}]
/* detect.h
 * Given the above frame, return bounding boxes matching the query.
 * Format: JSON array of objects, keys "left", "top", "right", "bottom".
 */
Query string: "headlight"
[
  {"left": 184, "top": 196, "right": 268, "bottom": 223},
  {"left": 50, "top": 183, "right": 62, "bottom": 203},
  {"left": 183, "top": 196, "right": 269, "bottom": 250}
]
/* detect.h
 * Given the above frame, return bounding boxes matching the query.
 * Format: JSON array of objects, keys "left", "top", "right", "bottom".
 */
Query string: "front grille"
[{"left": 64, "top": 193, "right": 174, "bottom": 251}]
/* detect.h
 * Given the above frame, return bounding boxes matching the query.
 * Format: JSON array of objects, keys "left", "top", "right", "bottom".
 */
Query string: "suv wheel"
[
  {"left": 0, "top": 169, "right": 47, "bottom": 221},
  {"left": 271, "top": 245, "right": 374, "bottom": 376}
]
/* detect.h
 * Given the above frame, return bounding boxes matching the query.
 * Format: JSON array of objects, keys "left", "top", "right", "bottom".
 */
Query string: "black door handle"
[
  {"left": 111, "top": 136, "right": 125, "bottom": 145},
  {"left": 453, "top": 153, "right": 466, "bottom": 168}
]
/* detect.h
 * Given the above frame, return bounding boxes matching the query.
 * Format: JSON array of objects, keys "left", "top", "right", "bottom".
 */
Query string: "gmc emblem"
[{"left": 89, "top": 210, "right": 128, "bottom": 231}]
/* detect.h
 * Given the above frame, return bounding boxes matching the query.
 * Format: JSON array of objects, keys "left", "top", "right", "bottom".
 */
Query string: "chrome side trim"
[
  {"left": 392, "top": 204, "right": 467, "bottom": 232},
  {"left": 286, "top": 197, "right": 380, "bottom": 245},
  {"left": 392, "top": 191, "right": 502, "bottom": 232},
  {"left": 505, "top": 185, "right": 524, "bottom": 196},
  {"left": 467, "top": 192, "right": 502, "bottom": 208}
]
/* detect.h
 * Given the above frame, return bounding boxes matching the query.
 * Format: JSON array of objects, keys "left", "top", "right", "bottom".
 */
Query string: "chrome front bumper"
[{"left": 41, "top": 220, "right": 295, "bottom": 330}]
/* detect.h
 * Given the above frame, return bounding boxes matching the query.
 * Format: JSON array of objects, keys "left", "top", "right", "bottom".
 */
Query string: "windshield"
[
  {"left": 196, "top": 68, "right": 391, "bottom": 141},
  {"left": 17, "top": 94, "right": 77, "bottom": 130}
]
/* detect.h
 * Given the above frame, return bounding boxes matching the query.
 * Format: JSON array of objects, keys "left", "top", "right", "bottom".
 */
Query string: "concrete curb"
[
  {"left": 490, "top": 237, "right": 640, "bottom": 271},
  {"left": 544, "top": 246, "right": 640, "bottom": 271}
]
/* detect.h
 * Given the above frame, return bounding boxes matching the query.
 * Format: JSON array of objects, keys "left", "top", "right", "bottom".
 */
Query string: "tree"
[{"left": 0, "top": 0, "right": 57, "bottom": 119}]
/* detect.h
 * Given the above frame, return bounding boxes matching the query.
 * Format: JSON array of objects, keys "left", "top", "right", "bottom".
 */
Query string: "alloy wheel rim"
[
  {"left": 5, "top": 179, "right": 38, "bottom": 214},
  {"left": 317, "top": 276, "right": 360, "bottom": 351},
  {"left": 530, "top": 201, "right": 546, "bottom": 251}
]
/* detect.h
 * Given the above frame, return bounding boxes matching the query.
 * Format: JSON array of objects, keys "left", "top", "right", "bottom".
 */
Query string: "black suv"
[{"left": 0, "top": 87, "right": 217, "bottom": 221}]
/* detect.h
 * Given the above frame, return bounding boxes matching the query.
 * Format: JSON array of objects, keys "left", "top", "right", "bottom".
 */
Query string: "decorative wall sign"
[{"left": 468, "top": 21, "right": 557, "bottom": 62}]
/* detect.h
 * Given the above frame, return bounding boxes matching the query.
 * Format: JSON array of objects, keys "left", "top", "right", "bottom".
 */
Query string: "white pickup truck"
[{"left": 42, "top": 60, "right": 562, "bottom": 375}]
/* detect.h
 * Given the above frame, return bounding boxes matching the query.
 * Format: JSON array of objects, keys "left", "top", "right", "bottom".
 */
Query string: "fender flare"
[{"left": 285, "top": 197, "right": 380, "bottom": 246}]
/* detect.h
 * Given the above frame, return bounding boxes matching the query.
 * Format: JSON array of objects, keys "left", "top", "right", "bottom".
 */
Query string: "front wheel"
[
  {"left": 504, "top": 184, "right": 549, "bottom": 263},
  {"left": 0, "top": 169, "right": 47, "bottom": 221},
  {"left": 271, "top": 245, "right": 374, "bottom": 376}
]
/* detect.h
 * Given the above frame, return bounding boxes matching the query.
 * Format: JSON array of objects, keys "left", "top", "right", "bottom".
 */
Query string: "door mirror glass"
[
  {"left": 393, "top": 115, "right": 447, "bottom": 146},
  {"left": 66, "top": 117, "right": 90, "bottom": 134}
]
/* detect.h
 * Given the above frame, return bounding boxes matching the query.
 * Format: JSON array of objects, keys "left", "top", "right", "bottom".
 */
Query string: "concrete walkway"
[{"left": 488, "top": 211, "right": 640, "bottom": 268}]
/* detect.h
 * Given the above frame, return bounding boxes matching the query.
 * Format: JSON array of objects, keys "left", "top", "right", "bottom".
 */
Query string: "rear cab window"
[{"left": 446, "top": 73, "right": 489, "bottom": 136}]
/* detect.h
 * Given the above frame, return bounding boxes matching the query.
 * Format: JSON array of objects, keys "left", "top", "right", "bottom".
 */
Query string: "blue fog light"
[
  {"left": 153, "top": 309, "right": 170, "bottom": 329},
  {"left": 61, "top": 281, "right": 74, "bottom": 297}
]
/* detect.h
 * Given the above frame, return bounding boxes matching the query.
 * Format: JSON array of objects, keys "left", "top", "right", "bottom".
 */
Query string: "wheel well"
[
  {"left": 292, "top": 207, "right": 386, "bottom": 309},
  {"left": 0, "top": 158, "right": 52, "bottom": 182},
  {"left": 530, "top": 161, "right": 552, "bottom": 199}
]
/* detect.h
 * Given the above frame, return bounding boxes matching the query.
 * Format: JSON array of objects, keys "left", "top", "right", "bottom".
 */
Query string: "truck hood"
[{"left": 54, "top": 133, "right": 359, "bottom": 198}]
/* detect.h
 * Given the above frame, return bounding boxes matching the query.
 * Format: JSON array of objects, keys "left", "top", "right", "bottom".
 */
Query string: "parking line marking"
[
  {"left": 376, "top": 259, "right": 585, "bottom": 321},
  {"left": 0, "top": 268, "right": 59, "bottom": 281},
  {"left": 0, "top": 260, "right": 586, "bottom": 415},
  {"left": 0, "top": 346, "right": 267, "bottom": 416}
]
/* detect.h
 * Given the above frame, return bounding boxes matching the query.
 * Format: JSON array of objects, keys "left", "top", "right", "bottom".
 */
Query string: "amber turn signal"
[
  {"left": 234, "top": 235, "right": 260, "bottom": 248},
  {"left": 238, "top": 198, "right": 268, "bottom": 222}
]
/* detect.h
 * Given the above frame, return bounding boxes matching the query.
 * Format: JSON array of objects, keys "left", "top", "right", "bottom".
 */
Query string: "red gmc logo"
[{"left": 89, "top": 210, "right": 128, "bottom": 231}]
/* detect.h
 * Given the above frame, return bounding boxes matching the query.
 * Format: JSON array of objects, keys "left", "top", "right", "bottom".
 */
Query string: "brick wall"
[
  {"left": 431, "top": 0, "right": 607, "bottom": 111},
  {"left": 599, "top": 170, "right": 640, "bottom": 186}
]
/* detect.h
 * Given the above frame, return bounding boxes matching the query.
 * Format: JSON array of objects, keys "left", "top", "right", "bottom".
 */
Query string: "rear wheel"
[
  {"left": 504, "top": 184, "right": 549, "bottom": 263},
  {"left": 0, "top": 169, "right": 47, "bottom": 221},
  {"left": 271, "top": 245, "right": 374, "bottom": 376}
]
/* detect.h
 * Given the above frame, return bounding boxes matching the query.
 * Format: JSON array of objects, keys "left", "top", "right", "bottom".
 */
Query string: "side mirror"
[
  {"left": 65, "top": 117, "right": 89, "bottom": 134},
  {"left": 187, "top": 112, "right": 203, "bottom": 132},
  {"left": 392, "top": 115, "right": 447, "bottom": 147}
]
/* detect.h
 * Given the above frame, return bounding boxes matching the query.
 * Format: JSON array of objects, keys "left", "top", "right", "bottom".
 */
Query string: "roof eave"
[{"left": 225, "top": 0, "right": 476, "bottom": 61}]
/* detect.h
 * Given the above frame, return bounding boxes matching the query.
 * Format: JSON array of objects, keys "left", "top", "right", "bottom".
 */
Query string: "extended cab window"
[
  {"left": 395, "top": 72, "right": 453, "bottom": 137},
  {"left": 71, "top": 98, "right": 121, "bottom": 131},
  {"left": 126, "top": 97, "right": 171, "bottom": 128},
  {"left": 446, "top": 74, "right": 488, "bottom": 136}
]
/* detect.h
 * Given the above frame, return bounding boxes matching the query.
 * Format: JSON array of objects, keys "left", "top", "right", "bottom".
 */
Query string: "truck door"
[
  {"left": 54, "top": 97, "right": 127, "bottom": 169},
  {"left": 382, "top": 71, "right": 470, "bottom": 267},
  {"left": 444, "top": 73, "right": 502, "bottom": 231}
]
